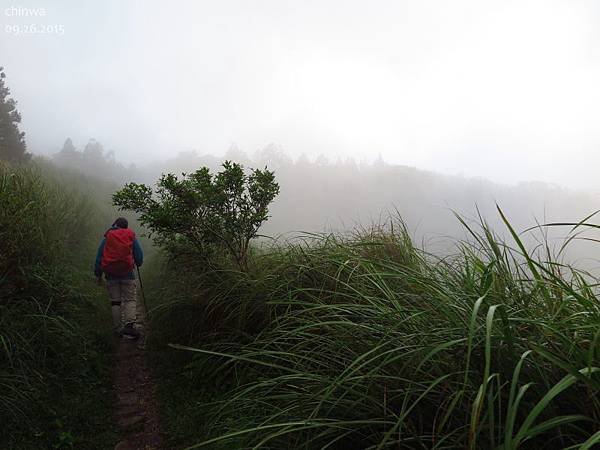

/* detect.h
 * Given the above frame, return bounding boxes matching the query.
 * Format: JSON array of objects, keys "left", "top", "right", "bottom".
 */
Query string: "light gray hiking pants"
[{"left": 107, "top": 279, "right": 138, "bottom": 332}]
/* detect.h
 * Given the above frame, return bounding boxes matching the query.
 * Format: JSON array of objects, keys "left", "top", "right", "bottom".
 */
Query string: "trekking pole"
[{"left": 136, "top": 265, "right": 149, "bottom": 320}]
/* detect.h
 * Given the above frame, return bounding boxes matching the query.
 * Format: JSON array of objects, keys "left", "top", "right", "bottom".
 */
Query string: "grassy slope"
[
  {"left": 0, "top": 160, "right": 121, "bottom": 449},
  {"left": 147, "top": 220, "right": 600, "bottom": 449}
]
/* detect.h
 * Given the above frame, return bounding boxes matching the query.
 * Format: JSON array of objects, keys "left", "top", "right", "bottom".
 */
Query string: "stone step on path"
[{"left": 113, "top": 336, "right": 163, "bottom": 450}]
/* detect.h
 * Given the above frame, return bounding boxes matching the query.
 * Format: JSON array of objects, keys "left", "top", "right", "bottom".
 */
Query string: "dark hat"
[{"left": 113, "top": 217, "right": 128, "bottom": 229}]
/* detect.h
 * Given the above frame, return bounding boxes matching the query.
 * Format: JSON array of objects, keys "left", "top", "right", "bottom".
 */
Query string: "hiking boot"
[{"left": 120, "top": 323, "right": 140, "bottom": 340}]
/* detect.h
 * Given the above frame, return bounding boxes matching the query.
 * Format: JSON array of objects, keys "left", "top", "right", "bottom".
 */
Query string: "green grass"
[
  {"left": 147, "top": 216, "right": 599, "bottom": 449},
  {"left": 0, "top": 160, "right": 121, "bottom": 449}
]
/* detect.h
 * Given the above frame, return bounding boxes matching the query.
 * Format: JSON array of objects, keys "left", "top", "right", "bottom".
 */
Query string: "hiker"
[{"left": 94, "top": 217, "right": 144, "bottom": 339}]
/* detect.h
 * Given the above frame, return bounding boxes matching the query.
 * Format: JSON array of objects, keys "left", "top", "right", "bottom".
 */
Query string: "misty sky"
[{"left": 2, "top": 0, "right": 600, "bottom": 189}]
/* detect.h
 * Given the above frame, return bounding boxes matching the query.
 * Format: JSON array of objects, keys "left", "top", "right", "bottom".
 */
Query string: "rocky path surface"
[{"left": 113, "top": 336, "right": 163, "bottom": 450}]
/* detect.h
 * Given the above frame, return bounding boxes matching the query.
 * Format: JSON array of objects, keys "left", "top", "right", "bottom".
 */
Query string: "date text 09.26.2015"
[{"left": 5, "top": 24, "right": 65, "bottom": 35}]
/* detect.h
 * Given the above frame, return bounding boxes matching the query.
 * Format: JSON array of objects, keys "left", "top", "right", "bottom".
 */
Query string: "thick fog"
[
  {"left": 3, "top": 0, "right": 600, "bottom": 188},
  {"left": 4, "top": 0, "right": 600, "bottom": 266}
]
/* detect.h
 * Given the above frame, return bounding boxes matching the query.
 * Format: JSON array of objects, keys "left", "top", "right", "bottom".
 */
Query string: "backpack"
[{"left": 100, "top": 228, "right": 136, "bottom": 277}]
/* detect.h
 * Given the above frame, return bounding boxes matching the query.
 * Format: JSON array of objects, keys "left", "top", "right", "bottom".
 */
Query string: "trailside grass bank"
[
  {"left": 147, "top": 220, "right": 599, "bottom": 449},
  {"left": 0, "top": 160, "right": 120, "bottom": 449}
]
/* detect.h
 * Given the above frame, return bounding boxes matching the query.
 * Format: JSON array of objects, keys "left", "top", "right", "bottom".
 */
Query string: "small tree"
[
  {"left": 0, "top": 67, "right": 29, "bottom": 163},
  {"left": 53, "top": 137, "right": 81, "bottom": 169},
  {"left": 61, "top": 137, "right": 76, "bottom": 154},
  {"left": 112, "top": 161, "right": 280, "bottom": 270}
]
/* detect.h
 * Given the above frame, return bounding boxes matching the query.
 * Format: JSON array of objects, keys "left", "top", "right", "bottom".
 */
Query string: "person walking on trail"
[{"left": 94, "top": 217, "right": 144, "bottom": 339}]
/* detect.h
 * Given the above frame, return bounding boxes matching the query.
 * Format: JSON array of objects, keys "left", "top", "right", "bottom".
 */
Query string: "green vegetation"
[
  {"left": 0, "top": 67, "right": 29, "bottom": 163},
  {"left": 113, "top": 161, "right": 280, "bottom": 271},
  {"left": 136, "top": 173, "right": 599, "bottom": 449},
  {"left": 4, "top": 147, "right": 598, "bottom": 449},
  {"left": 0, "top": 159, "right": 120, "bottom": 449}
]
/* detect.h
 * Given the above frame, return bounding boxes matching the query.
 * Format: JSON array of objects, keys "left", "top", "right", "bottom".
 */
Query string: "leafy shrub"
[{"left": 113, "top": 161, "right": 279, "bottom": 271}]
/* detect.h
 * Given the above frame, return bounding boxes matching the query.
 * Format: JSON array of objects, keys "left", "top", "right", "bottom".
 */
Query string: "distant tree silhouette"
[
  {"left": 52, "top": 137, "right": 135, "bottom": 183},
  {"left": 254, "top": 143, "right": 292, "bottom": 169},
  {"left": 0, "top": 67, "right": 29, "bottom": 163},
  {"left": 225, "top": 143, "right": 250, "bottom": 166},
  {"left": 82, "top": 139, "right": 105, "bottom": 165},
  {"left": 61, "top": 137, "right": 77, "bottom": 155},
  {"left": 53, "top": 138, "right": 81, "bottom": 168}
]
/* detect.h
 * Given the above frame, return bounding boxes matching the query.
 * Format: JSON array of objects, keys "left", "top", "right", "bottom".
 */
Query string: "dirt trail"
[{"left": 113, "top": 336, "right": 163, "bottom": 450}]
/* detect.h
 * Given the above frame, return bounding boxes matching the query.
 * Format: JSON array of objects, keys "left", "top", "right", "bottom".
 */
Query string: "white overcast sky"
[{"left": 2, "top": 0, "right": 600, "bottom": 188}]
